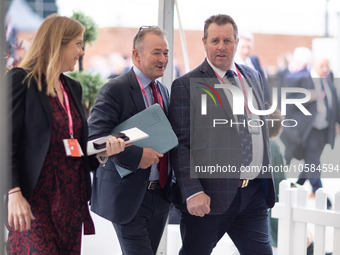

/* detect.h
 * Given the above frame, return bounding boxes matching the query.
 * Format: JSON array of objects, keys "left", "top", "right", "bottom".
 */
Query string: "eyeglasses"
[
  {"left": 138, "top": 26, "right": 152, "bottom": 34},
  {"left": 133, "top": 26, "right": 152, "bottom": 49}
]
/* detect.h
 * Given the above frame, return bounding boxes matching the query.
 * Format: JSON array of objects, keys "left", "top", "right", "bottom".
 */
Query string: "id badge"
[
  {"left": 63, "top": 139, "right": 84, "bottom": 157},
  {"left": 247, "top": 117, "right": 261, "bottom": 134}
]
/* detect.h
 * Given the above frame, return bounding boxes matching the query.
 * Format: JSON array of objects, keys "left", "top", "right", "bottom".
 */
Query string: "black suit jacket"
[
  {"left": 88, "top": 68, "right": 171, "bottom": 224},
  {"left": 169, "top": 59, "right": 275, "bottom": 214},
  {"left": 7, "top": 67, "right": 92, "bottom": 200}
]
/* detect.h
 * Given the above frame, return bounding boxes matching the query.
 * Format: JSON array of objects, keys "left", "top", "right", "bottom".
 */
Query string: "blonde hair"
[{"left": 19, "top": 14, "right": 85, "bottom": 96}]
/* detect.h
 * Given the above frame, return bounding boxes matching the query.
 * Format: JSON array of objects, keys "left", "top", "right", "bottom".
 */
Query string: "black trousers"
[
  {"left": 297, "top": 128, "right": 328, "bottom": 193},
  {"left": 113, "top": 188, "right": 170, "bottom": 255},
  {"left": 179, "top": 180, "right": 272, "bottom": 255}
]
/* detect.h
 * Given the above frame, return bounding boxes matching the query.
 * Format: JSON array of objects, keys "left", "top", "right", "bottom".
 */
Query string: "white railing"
[{"left": 272, "top": 180, "right": 340, "bottom": 255}]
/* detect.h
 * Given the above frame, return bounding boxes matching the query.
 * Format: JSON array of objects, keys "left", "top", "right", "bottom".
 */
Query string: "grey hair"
[{"left": 133, "top": 26, "right": 167, "bottom": 50}]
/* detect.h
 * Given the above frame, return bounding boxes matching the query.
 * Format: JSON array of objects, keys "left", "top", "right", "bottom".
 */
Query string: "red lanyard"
[
  {"left": 215, "top": 68, "right": 251, "bottom": 114},
  {"left": 59, "top": 80, "right": 74, "bottom": 139},
  {"left": 135, "top": 75, "right": 164, "bottom": 109}
]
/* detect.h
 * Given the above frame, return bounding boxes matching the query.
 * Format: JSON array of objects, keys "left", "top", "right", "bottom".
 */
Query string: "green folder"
[{"left": 113, "top": 104, "right": 178, "bottom": 177}]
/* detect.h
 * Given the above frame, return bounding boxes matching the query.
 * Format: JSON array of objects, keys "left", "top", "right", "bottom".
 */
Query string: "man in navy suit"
[
  {"left": 169, "top": 14, "right": 275, "bottom": 255},
  {"left": 88, "top": 26, "right": 171, "bottom": 255},
  {"left": 281, "top": 51, "right": 340, "bottom": 196}
]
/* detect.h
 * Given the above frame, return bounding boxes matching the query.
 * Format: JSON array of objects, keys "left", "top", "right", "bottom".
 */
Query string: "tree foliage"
[
  {"left": 70, "top": 11, "right": 98, "bottom": 72},
  {"left": 68, "top": 11, "right": 103, "bottom": 117},
  {"left": 67, "top": 71, "right": 107, "bottom": 117},
  {"left": 71, "top": 11, "right": 98, "bottom": 45}
]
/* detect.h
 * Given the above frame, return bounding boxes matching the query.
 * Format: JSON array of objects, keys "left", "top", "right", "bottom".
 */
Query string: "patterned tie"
[
  {"left": 225, "top": 70, "right": 253, "bottom": 166},
  {"left": 150, "top": 81, "right": 168, "bottom": 188}
]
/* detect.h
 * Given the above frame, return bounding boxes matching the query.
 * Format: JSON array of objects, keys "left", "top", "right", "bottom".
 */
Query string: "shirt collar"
[
  {"left": 234, "top": 54, "right": 247, "bottom": 65},
  {"left": 206, "top": 58, "right": 237, "bottom": 78},
  {"left": 310, "top": 68, "right": 320, "bottom": 79},
  {"left": 133, "top": 66, "right": 153, "bottom": 89}
]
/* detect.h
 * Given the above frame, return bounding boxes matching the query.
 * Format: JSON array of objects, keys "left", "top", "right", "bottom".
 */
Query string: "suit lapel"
[
  {"left": 37, "top": 82, "right": 53, "bottom": 127},
  {"left": 200, "top": 60, "right": 234, "bottom": 120},
  {"left": 127, "top": 69, "right": 147, "bottom": 113},
  {"left": 236, "top": 63, "right": 265, "bottom": 111},
  {"left": 157, "top": 83, "right": 169, "bottom": 115},
  {"left": 127, "top": 68, "right": 170, "bottom": 114}
]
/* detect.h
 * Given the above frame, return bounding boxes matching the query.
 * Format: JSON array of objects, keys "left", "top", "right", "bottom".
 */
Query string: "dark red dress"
[{"left": 7, "top": 86, "right": 94, "bottom": 254}]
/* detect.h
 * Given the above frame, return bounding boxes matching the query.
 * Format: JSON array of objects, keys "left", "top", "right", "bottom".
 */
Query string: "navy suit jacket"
[
  {"left": 250, "top": 55, "right": 271, "bottom": 106},
  {"left": 281, "top": 68, "right": 340, "bottom": 157},
  {"left": 249, "top": 55, "right": 265, "bottom": 80},
  {"left": 7, "top": 67, "right": 92, "bottom": 200},
  {"left": 169, "top": 59, "right": 275, "bottom": 215},
  {"left": 88, "top": 68, "right": 171, "bottom": 224}
]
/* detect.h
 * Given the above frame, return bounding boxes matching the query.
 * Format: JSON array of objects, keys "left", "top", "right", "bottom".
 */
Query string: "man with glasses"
[{"left": 88, "top": 26, "right": 171, "bottom": 254}]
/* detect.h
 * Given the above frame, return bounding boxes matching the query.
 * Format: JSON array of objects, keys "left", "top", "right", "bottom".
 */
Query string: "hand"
[
  {"left": 187, "top": 193, "right": 211, "bottom": 217},
  {"left": 98, "top": 137, "right": 125, "bottom": 157},
  {"left": 8, "top": 188, "right": 35, "bottom": 231},
  {"left": 138, "top": 148, "right": 163, "bottom": 169}
]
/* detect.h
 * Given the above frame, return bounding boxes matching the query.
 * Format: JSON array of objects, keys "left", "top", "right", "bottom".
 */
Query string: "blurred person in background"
[
  {"left": 281, "top": 48, "right": 340, "bottom": 205},
  {"left": 267, "top": 109, "right": 286, "bottom": 249},
  {"left": 270, "top": 53, "right": 292, "bottom": 109},
  {"left": 280, "top": 47, "right": 313, "bottom": 165},
  {"left": 235, "top": 30, "right": 271, "bottom": 106}
]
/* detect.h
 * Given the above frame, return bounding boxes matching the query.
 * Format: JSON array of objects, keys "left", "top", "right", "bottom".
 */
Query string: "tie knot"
[
  {"left": 150, "top": 81, "right": 157, "bottom": 88},
  {"left": 225, "top": 70, "right": 238, "bottom": 86},
  {"left": 226, "top": 70, "right": 235, "bottom": 79}
]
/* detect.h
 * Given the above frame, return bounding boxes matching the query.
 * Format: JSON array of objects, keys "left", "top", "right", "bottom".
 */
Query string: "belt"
[
  {"left": 238, "top": 179, "right": 253, "bottom": 188},
  {"left": 147, "top": 181, "right": 161, "bottom": 190}
]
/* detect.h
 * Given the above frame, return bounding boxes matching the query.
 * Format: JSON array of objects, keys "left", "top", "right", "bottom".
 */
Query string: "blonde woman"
[{"left": 6, "top": 14, "right": 125, "bottom": 254}]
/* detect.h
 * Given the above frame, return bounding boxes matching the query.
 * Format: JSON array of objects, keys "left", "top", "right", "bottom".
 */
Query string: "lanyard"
[
  {"left": 59, "top": 80, "right": 74, "bottom": 139},
  {"left": 135, "top": 75, "right": 164, "bottom": 109},
  {"left": 215, "top": 68, "right": 251, "bottom": 114}
]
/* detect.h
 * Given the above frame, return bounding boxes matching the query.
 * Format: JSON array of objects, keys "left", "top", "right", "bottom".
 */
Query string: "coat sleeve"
[
  {"left": 169, "top": 76, "right": 204, "bottom": 202},
  {"left": 7, "top": 68, "right": 28, "bottom": 189},
  {"left": 88, "top": 82, "right": 143, "bottom": 171}
]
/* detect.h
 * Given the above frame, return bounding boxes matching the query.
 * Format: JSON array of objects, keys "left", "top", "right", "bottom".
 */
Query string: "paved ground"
[
  {"left": 81, "top": 178, "right": 339, "bottom": 255},
  {"left": 82, "top": 136, "right": 340, "bottom": 254}
]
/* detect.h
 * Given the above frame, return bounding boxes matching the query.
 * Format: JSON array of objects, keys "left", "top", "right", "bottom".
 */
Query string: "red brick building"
[
  {"left": 83, "top": 27, "right": 322, "bottom": 76},
  {"left": 17, "top": 27, "right": 322, "bottom": 77}
]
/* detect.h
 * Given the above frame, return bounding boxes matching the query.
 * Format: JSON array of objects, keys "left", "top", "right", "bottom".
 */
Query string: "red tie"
[
  {"left": 150, "top": 81, "right": 159, "bottom": 104},
  {"left": 150, "top": 81, "right": 168, "bottom": 188}
]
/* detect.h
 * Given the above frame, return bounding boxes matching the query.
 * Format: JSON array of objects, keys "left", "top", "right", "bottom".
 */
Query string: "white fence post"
[
  {"left": 314, "top": 189, "right": 327, "bottom": 255},
  {"left": 334, "top": 192, "right": 340, "bottom": 254},
  {"left": 292, "top": 186, "right": 308, "bottom": 255},
  {"left": 272, "top": 180, "right": 293, "bottom": 255},
  {"left": 273, "top": 181, "right": 340, "bottom": 255}
]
